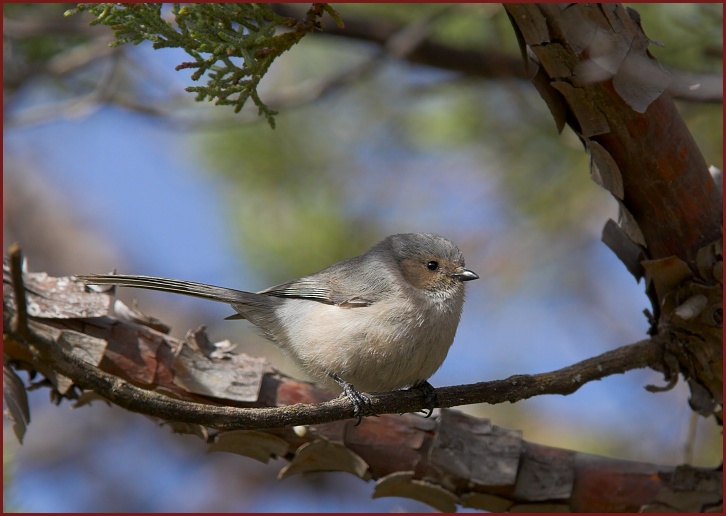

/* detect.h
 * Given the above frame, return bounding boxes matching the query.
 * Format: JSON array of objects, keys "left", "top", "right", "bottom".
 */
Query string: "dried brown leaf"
[
  {"left": 162, "top": 421, "right": 210, "bottom": 441},
  {"left": 209, "top": 430, "right": 288, "bottom": 463},
  {"left": 3, "top": 364, "right": 30, "bottom": 443},
  {"left": 372, "top": 471, "right": 458, "bottom": 513},
  {"left": 278, "top": 439, "right": 368, "bottom": 479}
]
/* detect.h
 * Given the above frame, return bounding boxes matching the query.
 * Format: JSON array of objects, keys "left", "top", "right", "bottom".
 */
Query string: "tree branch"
[
  {"left": 271, "top": 4, "right": 723, "bottom": 104},
  {"left": 3, "top": 4, "right": 722, "bottom": 512},
  {"left": 4, "top": 249, "right": 668, "bottom": 431},
  {"left": 3, "top": 253, "right": 721, "bottom": 512},
  {"left": 503, "top": 3, "right": 723, "bottom": 425}
]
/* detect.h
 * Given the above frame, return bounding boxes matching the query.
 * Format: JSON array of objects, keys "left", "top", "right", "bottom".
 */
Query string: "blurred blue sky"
[
  {"left": 5, "top": 105, "right": 242, "bottom": 284},
  {"left": 3, "top": 18, "right": 720, "bottom": 512}
]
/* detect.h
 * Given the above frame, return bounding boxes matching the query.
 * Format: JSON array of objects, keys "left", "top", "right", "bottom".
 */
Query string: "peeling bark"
[
  {"left": 2, "top": 3, "right": 722, "bottom": 512},
  {"left": 3, "top": 250, "right": 721, "bottom": 512},
  {"left": 504, "top": 2, "right": 722, "bottom": 426}
]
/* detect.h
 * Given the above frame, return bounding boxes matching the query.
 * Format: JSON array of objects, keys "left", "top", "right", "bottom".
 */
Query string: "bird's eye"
[{"left": 426, "top": 261, "right": 439, "bottom": 271}]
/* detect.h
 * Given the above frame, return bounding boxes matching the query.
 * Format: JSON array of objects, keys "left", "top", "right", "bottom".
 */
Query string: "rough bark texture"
[
  {"left": 3, "top": 261, "right": 666, "bottom": 430},
  {"left": 269, "top": 3, "right": 723, "bottom": 103},
  {"left": 504, "top": 3, "right": 722, "bottom": 426},
  {"left": 3, "top": 261, "right": 722, "bottom": 512},
  {"left": 2, "top": 3, "right": 722, "bottom": 513}
]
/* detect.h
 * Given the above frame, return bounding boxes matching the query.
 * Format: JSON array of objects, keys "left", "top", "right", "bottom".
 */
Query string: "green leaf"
[{"left": 66, "top": 3, "right": 343, "bottom": 128}]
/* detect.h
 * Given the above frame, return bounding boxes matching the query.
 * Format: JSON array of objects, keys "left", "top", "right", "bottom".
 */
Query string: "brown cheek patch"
[{"left": 400, "top": 258, "right": 436, "bottom": 290}]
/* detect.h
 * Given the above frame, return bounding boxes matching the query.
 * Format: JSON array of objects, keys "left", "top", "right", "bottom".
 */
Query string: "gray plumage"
[{"left": 78, "top": 233, "right": 478, "bottom": 397}]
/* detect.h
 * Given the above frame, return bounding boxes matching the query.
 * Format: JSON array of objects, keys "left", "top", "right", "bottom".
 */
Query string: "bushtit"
[{"left": 78, "top": 233, "right": 478, "bottom": 422}]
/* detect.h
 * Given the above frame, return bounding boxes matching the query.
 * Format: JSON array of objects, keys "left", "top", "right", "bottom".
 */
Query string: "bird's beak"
[{"left": 452, "top": 268, "right": 479, "bottom": 281}]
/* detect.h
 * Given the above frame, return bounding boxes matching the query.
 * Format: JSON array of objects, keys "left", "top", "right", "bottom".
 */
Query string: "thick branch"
[
  {"left": 270, "top": 4, "right": 722, "bottom": 103},
  {"left": 503, "top": 3, "right": 723, "bottom": 426},
  {"left": 504, "top": 3, "right": 721, "bottom": 264},
  {"left": 4, "top": 257, "right": 667, "bottom": 431},
  {"left": 10, "top": 317, "right": 667, "bottom": 431},
  {"left": 3, "top": 261, "right": 721, "bottom": 512}
]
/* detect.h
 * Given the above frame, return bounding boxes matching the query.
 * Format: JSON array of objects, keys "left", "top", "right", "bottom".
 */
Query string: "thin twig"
[{"left": 11, "top": 311, "right": 666, "bottom": 431}]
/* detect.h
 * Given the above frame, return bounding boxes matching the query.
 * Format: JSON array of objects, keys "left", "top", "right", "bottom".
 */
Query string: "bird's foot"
[
  {"left": 330, "top": 373, "right": 374, "bottom": 425},
  {"left": 412, "top": 380, "right": 438, "bottom": 418}
]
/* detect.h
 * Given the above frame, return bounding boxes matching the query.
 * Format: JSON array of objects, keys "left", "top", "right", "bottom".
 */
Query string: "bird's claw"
[
  {"left": 413, "top": 380, "right": 438, "bottom": 418},
  {"left": 330, "top": 373, "right": 375, "bottom": 425},
  {"left": 343, "top": 384, "right": 373, "bottom": 425}
]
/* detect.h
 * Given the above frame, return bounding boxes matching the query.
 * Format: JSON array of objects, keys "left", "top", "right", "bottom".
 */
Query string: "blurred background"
[{"left": 3, "top": 3, "right": 722, "bottom": 512}]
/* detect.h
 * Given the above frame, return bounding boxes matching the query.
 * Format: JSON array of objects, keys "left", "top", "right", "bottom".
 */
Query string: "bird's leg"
[
  {"left": 411, "top": 380, "right": 438, "bottom": 418},
  {"left": 329, "top": 372, "right": 374, "bottom": 425}
]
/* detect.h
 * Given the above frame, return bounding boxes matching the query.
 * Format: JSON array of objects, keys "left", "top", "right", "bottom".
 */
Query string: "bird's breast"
[{"left": 272, "top": 291, "right": 464, "bottom": 392}]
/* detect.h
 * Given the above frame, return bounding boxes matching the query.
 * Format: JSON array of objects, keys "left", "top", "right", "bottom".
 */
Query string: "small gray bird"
[{"left": 78, "top": 233, "right": 478, "bottom": 422}]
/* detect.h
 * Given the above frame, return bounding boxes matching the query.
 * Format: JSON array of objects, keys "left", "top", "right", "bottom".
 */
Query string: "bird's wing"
[{"left": 258, "top": 276, "right": 376, "bottom": 307}]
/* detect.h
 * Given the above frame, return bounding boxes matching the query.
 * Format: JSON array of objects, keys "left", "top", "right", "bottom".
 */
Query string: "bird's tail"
[{"left": 76, "top": 274, "right": 260, "bottom": 306}]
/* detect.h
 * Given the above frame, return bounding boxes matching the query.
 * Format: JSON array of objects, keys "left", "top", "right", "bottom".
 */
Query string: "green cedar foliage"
[{"left": 66, "top": 3, "right": 343, "bottom": 128}]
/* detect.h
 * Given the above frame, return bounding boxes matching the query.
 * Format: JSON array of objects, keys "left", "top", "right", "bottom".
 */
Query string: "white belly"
[{"left": 273, "top": 294, "right": 463, "bottom": 393}]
